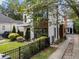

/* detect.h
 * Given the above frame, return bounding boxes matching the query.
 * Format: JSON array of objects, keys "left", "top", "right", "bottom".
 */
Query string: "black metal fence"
[{"left": 3, "top": 37, "right": 50, "bottom": 59}]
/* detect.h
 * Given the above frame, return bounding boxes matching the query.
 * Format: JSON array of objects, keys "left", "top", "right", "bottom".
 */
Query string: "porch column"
[
  {"left": 30, "top": 27, "right": 34, "bottom": 40},
  {"left": 30, "top": 20, "right": 34, "bottom": 40},
  {"left": 24, "top": 27, "right": 26, "bottom": 36}
]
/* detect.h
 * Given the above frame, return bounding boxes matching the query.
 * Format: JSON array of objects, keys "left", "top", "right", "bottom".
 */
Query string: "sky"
[
  {"left": 0, "top": 0, "right": 5, "bottom": 5},
  {"left": 19, "top": 0, "right": 24, "bottom": 4}
]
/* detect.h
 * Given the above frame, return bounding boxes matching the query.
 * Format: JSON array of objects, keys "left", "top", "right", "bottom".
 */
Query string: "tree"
[
  {"left": 12, "top": 26, "right": 16, "bottom": 33},
  {"left": 0, "top": 0, "right": 56, "bottom": 21},
  {"left": 0, "top": 0, "right": 23, "bottom": 20},
  {"left": 74, "top": 20, "right": 79, "bottom": 33},
  {"left": 65, "top": 0, "right": 79, "bottom": 18},
  {"left": 25, "top": 28, "right": 30, "bottom": 41}
]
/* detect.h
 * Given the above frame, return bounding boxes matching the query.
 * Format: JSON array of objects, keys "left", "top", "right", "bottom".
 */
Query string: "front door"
[{"left": 59, "top": 24, "right": 63, "bottom": 38}]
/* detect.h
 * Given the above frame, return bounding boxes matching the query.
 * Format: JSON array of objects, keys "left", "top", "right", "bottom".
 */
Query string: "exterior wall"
[
  {"left": 48, "top": 11, "right": 58, "bottom": 44},
  {"left": 0, "top": 23, "right": 12, "bottom": 34},
  {"left": 22, "top": 12, "right": 35, "bottom": 40},
  {"left": 0, "top": 23, "right": 23, "bottom": 34},
  {"left": 48, "top": 24, "right": 54, "bottom": 44},
  {"left": 30, "top": 20, "right": 34, "bottom": 40},
  {"left": 66, "top": 20, "right": 74, "bottom": 34}
]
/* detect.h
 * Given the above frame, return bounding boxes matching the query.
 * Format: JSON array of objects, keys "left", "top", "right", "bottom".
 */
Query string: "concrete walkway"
[
  {"left": 72, "top": 35, "right": 79, "bottom": 59},
  {"left": 62, "top": 35, "right": 79, "bottom": 59},
  {"left": 62, "top": 35, "right": 74, "bottom": 59},
  {"left": 0, "top": 40, "right": 5, "bottom": 43},
  {"left": 48, "top": 34, "right": 78, "bottom": 59}
]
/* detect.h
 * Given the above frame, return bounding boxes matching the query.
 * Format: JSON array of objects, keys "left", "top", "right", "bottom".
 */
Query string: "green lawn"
[
  {"left": 0, "top": 39, "right": 27, "bottom": 53},
  {"left": 31, "top": 47, "right": 57, "bottom": 59}
]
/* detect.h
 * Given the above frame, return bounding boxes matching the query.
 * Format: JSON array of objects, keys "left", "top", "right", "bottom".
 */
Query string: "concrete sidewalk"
[
  {"left": 48, "top": 35, "right": 72, "bottom": 59},
  {"left": 72, "top": 35, "right": 79, "bottom": 59}
]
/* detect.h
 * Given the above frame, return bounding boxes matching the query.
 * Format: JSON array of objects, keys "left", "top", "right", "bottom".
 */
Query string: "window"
[{"left": 2, "top": 25, "right": 5, "bottom": 30}]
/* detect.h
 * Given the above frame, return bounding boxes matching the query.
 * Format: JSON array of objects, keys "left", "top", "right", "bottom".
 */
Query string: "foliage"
[
  {"left": 8, "top": 33, "right": 20, "bottom": 41},
  {"left": 31, "top": 47, "right": 56, "bottom": 59},
  {"left": 74, "top": 20, "right": 79, "bottom": 33},
  {"left": 16, "top": 36, "right": 25, "bottom": 42},
  {"left": 25, "top": 28, "right": 30, "bottom": 41},
  {"left": 66, "top": 0, "right": 79, "bottom": 18},
  {"left": 17, "top": 29, "right": 23, "bottom": 36},
  {"left": 12, "top": 26, "right": 16, "bottom": 33},
  {"left": 0, "top": 0, "right": 23, "bottom": 20},
  {"left": 0, "top": 0, "right": 55, "bottom": 20},
  {"left": 23, "top": 36, "right": 50, "bottom": 59}
]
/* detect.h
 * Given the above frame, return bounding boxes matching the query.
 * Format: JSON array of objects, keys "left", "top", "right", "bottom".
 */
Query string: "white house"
[
  {"left": 66, "top": 19, "right": 74, "bottom": 34},
  {"left": 0, "top": 13, "right": 23, "bottom": 34},
  {"left": 17, "top": 13, "right": 34, "bottom": 40},
  {"left": 19, "top": 9, "right": 60, "bottom": 44}
]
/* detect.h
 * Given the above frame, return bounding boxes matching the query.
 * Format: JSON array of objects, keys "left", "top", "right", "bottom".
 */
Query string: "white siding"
[
  {"left": 0, "top": 23, "right": 23, "bottom": 34},
  {"left": 0, "top": 24, "right": 12, "bottom": 33}
]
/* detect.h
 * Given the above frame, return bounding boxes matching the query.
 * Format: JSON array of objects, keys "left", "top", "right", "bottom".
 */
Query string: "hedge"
[{"left": 22, "top": 36, "right": 50, "bottom": 59}]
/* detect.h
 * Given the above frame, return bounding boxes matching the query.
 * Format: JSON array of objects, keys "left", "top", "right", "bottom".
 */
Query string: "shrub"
[
  {"left": 12, "top": 26, "right": 16, "bottom": 33},
  {"left": 16, "top": 36, "right": 25, "bottom": 42},
  {"left": 22, "top": 46, "right": 31, "bottom": 59},
  {"left": 23, "top": 36, "right": 50, "bottom": 58},
  {"left": 8, "top": 33, "right": 20, "bottom": 41},
  {"left": 25, "top": 28, "right": 30, "bottom": 41},
  {"left": 17, "top": 30, "right": 23, "bottom": 36}
]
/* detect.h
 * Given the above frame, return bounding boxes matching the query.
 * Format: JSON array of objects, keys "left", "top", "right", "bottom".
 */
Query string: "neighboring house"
[
  {"left": 17, "top": 13, "right": 34, "bottom": 40},
  {"left": 0, "top": 13, "right": 23, "bottom": 34},
  {"left": 20, "top": 10, "right": 60, "bottom": 44},
  {"left": 18, "top": 13, "right": 48, "bottom": 40},
  {"left": 66, "top": 19, "right": 74, "bottom": 34},
  {"left": 48, "top": 10, "right": 60, "bottom": 44}
]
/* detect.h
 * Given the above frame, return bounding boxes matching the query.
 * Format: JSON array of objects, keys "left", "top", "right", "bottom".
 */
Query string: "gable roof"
[{"left": 0, "top": 13, "right": 23, "bottom": 24}]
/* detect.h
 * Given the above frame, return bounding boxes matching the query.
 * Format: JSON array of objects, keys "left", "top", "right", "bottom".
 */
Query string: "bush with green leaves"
[
  {"left": 25, "top": 28, "right": 30, "bottom": 41},
  {"left": 17, "top": 29, "right": 23, "bottom": 36},
  {"left": 23, "top": 36, "right": 50, "bottom": 58},
  {"left": 16, "top": 36, "right": 25, "bottom": 42},
  {"left": 12, "top": 26, "right": 16, "bottom": 33},
  {"left": 8, "top": 33, "right": 20, "bottom": 41}
]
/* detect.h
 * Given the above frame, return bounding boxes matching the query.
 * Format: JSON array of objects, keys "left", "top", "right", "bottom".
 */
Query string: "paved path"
[
  {"left": 48, "top": 35, "right": 70, "bottom": 59},
  {"left": 72, "top": 35, "right": 79, "bottom": 59},
  {"left": 62, "top": 35, "right": 74, "bottom": 59},
  {"left": 48, "top": 34, "right": 79, "bottom": 59},
  {"left": 0, "top": 40, "right": 5, "bottom": 43},
  {"left": 62, "top": 35, "right": 79, "bottom": 59}
]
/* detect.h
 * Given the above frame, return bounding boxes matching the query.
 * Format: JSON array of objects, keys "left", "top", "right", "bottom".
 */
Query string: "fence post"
[{"left": 19, "top": 47, "right": 21, "bottom": 59}]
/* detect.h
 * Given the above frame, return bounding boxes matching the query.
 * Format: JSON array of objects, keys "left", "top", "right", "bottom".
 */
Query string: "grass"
[
  {"left": 0, "top": 39, "right": 27, "bottom": 53},
  {"left": 31, "top": 47, "right": 57, "bottom": 59}
]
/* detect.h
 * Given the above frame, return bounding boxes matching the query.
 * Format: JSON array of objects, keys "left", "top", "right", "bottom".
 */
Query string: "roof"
[{"left": 0, "top": 13, "right": 23, "bottom": 24}]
